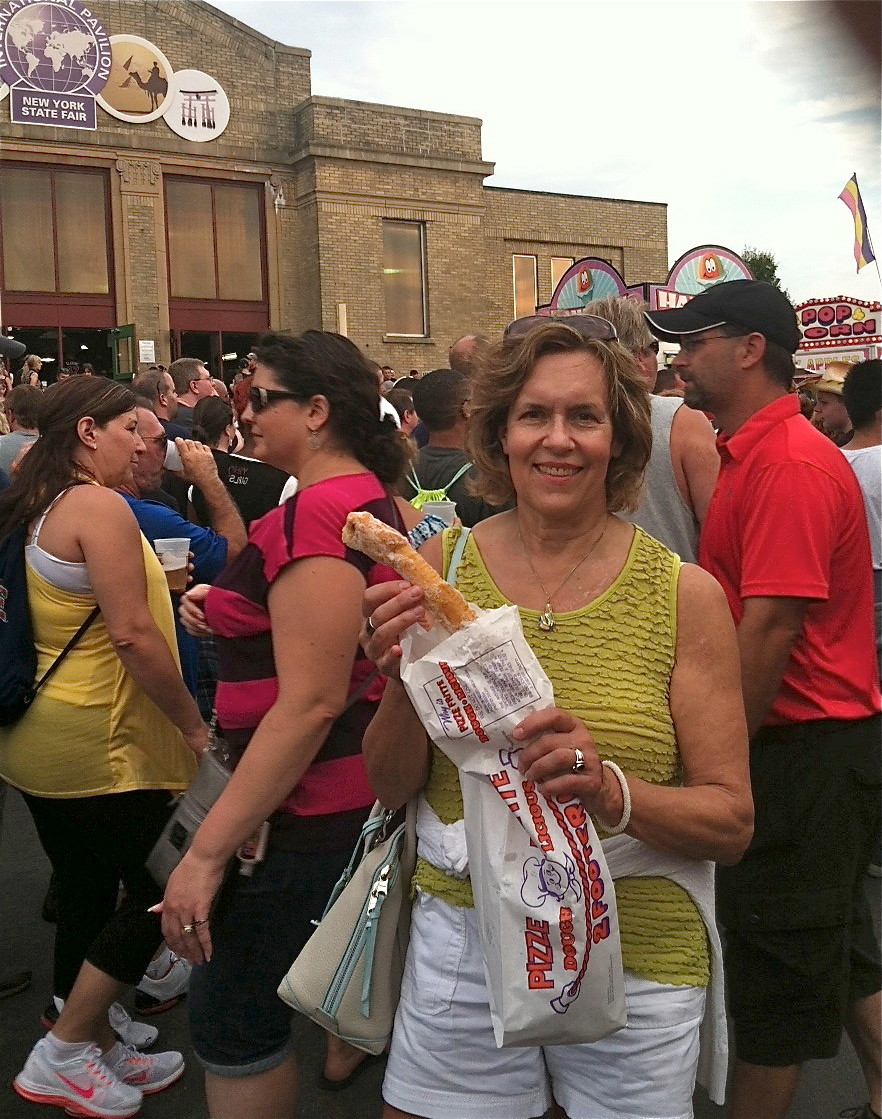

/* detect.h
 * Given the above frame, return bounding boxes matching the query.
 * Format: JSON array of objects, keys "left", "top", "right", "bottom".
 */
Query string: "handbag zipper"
[
  {"left": 321, "top": 830, "right": 402, "bottom": 1020},
  {"left": 314, "top": 814, "right": 389, "bottom": 926}
]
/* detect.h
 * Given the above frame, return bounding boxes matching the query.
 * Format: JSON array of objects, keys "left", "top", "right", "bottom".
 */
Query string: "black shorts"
[{"left": 716, "top": 715, "right": 881, "bottom": 1067}]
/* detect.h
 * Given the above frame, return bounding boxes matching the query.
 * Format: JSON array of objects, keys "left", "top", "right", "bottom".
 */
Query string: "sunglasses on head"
[
  {"left": 504, "top": 313, "right": 618, "bottom": 342},
  {"left": 248, "top": 386, "right": 300, "bottom": 413}
]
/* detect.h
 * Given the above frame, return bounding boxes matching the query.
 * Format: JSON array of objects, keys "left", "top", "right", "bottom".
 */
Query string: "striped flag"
[{"left": 839, "top": 174, "right": 875, "bottom": 271}]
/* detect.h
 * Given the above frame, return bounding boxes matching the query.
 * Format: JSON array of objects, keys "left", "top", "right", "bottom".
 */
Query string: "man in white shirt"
[{"left": 841, "top": 359, "right": 882, "bottom": 677}]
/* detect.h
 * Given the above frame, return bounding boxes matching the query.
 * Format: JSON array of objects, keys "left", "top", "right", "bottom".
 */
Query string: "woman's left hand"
[
  {"left": 159, "top": 850, "right": 226, "bottom": 965},
  {"left": 513, "top": 707, "right": 623, "bottom": 827}
]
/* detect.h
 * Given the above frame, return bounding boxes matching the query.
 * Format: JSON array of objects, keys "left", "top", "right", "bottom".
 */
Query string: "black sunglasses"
[
  {"left": 248, "top": 387, "right": 300, "bottom": 413},
  {"left": 504, "top": 313, "right": 618, "bottom": 342}
]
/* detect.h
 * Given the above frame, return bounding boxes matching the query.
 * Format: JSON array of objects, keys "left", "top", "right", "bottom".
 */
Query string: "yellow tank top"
[
  {"left": 413, "top": 524, "right": 709, "bottom": 987},
  {"left": 0, "top": 536, "right": 196, "bottom": 797}
]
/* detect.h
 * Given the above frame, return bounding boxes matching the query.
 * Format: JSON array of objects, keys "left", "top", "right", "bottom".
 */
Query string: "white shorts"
[{"left": 383, "top": 892, "right": 706, "bottom": 1119}]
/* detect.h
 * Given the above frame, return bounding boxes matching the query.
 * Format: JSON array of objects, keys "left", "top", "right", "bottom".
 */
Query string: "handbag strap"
[
  {"left": 445, "top": 526, "right": 471, "bottom": 586},
  {"left": 344, "top": 667, "right": 379, "bottom": 711},
  {"left": 33, "top": 606, "right": 100, "bottom": 695}
]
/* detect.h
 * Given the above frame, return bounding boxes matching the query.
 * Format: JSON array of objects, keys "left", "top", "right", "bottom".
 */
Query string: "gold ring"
[
  {"left": 181, "top": 923, "right": 196, "bottom": 934},
  {"left": 365, "top": 615, "right": 376, "bottom": 637},
  {"left": 193, "top": 918, "right": 209, "bottom": 928}
]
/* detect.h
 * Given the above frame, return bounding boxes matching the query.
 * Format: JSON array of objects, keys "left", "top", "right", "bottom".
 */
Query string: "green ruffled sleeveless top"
[{"left": 412, "top": 524, "right": 709, "bottom": 987}]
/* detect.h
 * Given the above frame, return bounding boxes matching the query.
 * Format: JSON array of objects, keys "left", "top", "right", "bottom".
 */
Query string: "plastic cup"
[
  {"left": 154, "top": 538, "right": 190, "bottom": 593},
  {"left": 422, "top": 500, "right": 457, "bottom": 525},
  {"left": 164, "top": 440, "right": 183, "bottom": 471}
]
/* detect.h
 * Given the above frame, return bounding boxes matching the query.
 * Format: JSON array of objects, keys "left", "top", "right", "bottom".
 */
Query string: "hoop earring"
[{"left": 306, "top": 428, "right": 321, "bottom": 451}]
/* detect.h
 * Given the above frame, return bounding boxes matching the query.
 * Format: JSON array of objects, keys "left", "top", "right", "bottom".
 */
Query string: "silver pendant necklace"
[{"left": 518, "top": 518, "right": 609, "bottom": 631}]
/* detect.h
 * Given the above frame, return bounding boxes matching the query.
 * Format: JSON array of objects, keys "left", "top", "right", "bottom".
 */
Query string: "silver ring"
[
  {"left": 365, "top": 615, "right": 376, "bottom": 637},
  {"left": 571, "top": 747, "right": 585, "bottom": 773}
]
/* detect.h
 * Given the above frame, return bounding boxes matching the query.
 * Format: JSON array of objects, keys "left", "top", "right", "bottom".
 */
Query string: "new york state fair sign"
[{"left": 0, "top": 0, "right": 111, "bottom": 129}]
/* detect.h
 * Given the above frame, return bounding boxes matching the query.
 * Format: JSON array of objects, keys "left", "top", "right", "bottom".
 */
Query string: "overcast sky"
[{"left": 212, "top": 0, "right": 881, "bottom": 306}]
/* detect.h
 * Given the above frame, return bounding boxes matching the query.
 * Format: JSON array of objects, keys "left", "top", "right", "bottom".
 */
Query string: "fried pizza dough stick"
[{"left": 342, "top": 511, "right": 477, "bottom": 631}]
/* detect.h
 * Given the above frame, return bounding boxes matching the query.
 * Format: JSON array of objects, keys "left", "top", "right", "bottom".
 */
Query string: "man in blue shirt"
[{"left": 118, "top": 407, "right": 247, "bottom": 699}]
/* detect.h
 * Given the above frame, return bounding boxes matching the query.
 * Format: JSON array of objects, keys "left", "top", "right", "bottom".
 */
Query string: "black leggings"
[{"left": 22, "top": 789, "right": 173, "bottom": 998}]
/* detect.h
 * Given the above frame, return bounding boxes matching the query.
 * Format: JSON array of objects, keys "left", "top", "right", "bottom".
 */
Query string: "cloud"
[{"left": 213, "top": 0, "right": 881, "bottom": 302}]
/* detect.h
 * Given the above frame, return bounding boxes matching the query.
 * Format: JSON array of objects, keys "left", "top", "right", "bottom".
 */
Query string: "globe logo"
[{"left": 3, "top": 3, "right": 101, "bottom": 95}]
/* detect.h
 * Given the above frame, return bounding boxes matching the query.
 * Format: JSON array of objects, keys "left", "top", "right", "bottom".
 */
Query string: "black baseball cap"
[
  {"left": 645, "top": 280, "right": 801, "bottom": 354},
  {"left": 0, "top": 335, "right": 26, "bottom": 362}
]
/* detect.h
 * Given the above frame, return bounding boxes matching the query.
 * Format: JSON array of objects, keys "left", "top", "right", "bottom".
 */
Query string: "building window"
[
  {"left": 166, "top": 178, "right": 264, "bottom": 301},
  {"left": 383, "top": 221, "right": 427, "bottom": 337},
  {"left": 512, "top": 255, "right": 537, "bottom": 318},
  {"left": 0, "top": 166, "right": 110, "bottom": 295},
  {"left": 551, "top": 256, "right": 575, "bottom": 292}
]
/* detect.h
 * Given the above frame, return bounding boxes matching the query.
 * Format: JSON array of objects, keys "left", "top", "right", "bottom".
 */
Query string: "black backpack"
[{"left": 0, "top": 523, "right": 98, "bottom": 727}]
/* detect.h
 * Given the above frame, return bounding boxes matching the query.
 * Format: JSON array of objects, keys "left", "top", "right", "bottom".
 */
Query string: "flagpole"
[
  {"left": 849, "top": 172, "right": 882, "bottom": 288},
  {"left": 869, "top": 229, "right": 882, "bottom": 289}
]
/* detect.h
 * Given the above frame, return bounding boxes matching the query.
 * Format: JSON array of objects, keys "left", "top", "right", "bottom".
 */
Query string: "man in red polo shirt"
[{"left": 647, "top": 280, "right": 881, "bottom": 1119}]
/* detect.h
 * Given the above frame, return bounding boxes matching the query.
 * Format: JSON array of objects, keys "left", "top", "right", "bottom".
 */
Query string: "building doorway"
[
  {"left": 0, "top": 325, "right": 114, "bottom": 381},
  {"left": 172, "top": 330, "right": 259, "bottom": 383}
]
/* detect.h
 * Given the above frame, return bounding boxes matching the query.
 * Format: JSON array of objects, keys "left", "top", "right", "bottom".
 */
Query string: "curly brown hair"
[{"left": 467, "top": 323, "right": 651, "bottom": 513}]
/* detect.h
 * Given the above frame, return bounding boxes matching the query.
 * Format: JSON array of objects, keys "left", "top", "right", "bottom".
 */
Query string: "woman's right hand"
[
  {"left": 361, "top": 580, "right": 427, "bottom": 680},
  {"left": 179, "top": 583, "right": 213, "bottom": 637}
]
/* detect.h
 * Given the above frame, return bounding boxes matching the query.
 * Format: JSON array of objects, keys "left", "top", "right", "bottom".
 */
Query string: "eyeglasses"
[
  {"left": 639, "top": 340, "right": 660, "bottom": 356},
  {"left": 248, "top": 386, "right": 300, "bottom": 413},
  {"left": 504, "top": 313, "right": 618, "bottom": 342},
  {"left": 144, "top": 433, "right": 168, "bottom": 448},
  {"left": 678, "top": 332, "right": 744, "bottom": 355}
]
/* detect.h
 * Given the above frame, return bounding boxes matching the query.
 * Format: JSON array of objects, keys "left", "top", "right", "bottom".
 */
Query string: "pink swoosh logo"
[{"left": 57, "top": 1073, "right": 95, "bottom": 1100}]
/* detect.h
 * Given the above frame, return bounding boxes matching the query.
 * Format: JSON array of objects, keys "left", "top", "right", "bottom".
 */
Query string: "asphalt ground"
[{"left": 0, "top": 786, "right": 876, "bottom": 1119}]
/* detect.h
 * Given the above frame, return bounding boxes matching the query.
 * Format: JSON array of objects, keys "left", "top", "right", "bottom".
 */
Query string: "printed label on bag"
[
  {"left": 422, "top": 642, "right": 541, "bottom": 741},
  {"left": 492, "top": 746, "right": 613, "bottom": 1017}
]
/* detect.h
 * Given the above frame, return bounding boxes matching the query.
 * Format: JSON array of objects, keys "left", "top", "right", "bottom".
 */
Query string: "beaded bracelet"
[{"left": 600, "top": 759, "right": 631, "bottom": 836}]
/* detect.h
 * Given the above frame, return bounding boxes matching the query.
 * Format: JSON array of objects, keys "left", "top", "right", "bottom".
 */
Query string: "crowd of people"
[{"left": 0, "top": 280, "right": 879, "bottom": 1119}]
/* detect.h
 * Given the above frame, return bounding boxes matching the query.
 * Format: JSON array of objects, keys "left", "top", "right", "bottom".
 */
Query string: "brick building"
[{"left": 0, "top": 0, "right": 667, "bottom": 379}]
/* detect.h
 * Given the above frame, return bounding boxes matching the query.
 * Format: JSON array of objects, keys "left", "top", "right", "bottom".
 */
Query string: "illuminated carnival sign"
[
  {"left": 544, "top": 245, "right": 753, "bottom": 313},
  {"left": 795, "top": 297, "right": 881, "bottom": 351}
]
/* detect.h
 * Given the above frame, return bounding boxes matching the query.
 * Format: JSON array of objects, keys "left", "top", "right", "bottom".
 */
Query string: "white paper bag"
[{"left": 400, "top": 605, "right": 626, "bottom": 1047}]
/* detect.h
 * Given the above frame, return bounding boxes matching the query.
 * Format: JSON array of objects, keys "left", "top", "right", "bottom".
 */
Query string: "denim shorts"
[{"left": 188, "top": 836, "right": 352, "bottom": 1076}]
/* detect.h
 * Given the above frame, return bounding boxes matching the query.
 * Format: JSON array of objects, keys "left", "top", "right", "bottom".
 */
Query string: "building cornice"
[{"left": 289, "top": 144, "right": 494, "bottom": 178}]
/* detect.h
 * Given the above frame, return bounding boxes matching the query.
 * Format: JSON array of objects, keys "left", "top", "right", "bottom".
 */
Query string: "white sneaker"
[
  {"left": 13, "top": 1036, "right": 142, "bottom": 1118},
  {"left": 103, "top": 1041, "right": 184, "bottom": 1096},
  {"left": 134, "top": 949, "right": 191, "bottom": 1015},
  {"left": 108, "top": 1003, "right": 159, "bottom": 1051},
  {"left": 41, "top": 996, "right": 158, "bottom": 1052}
]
